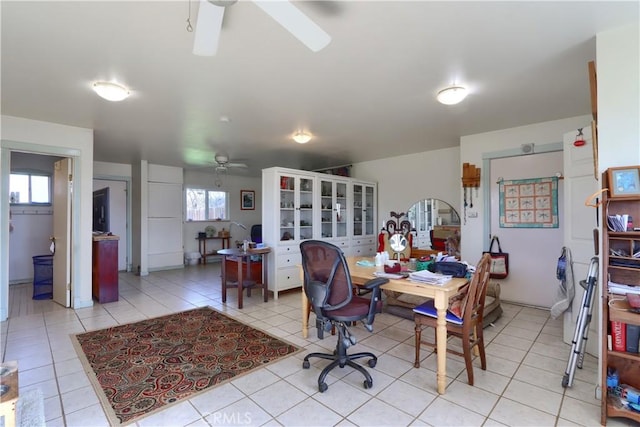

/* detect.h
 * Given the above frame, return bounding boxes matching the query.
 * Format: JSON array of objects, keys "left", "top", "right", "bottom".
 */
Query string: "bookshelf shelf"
[{"left": 601, "top": 167, "right": 640, "bottom": 425}]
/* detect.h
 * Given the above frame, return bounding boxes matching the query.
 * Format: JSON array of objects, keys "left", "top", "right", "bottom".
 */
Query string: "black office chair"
[
  {"left": 300, "top": 240, "right": 388, "bottom": 392},
  {"left": 250, "top": 224, "right": 262, "bottom": 244}
]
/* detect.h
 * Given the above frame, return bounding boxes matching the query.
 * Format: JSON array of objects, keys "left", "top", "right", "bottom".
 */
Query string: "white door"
[
  {"left": 52, "top": 158, "right": 71, "bottom": 307},
  {"left": 562, "top": 125, "right": 599, "bottom": 356}
]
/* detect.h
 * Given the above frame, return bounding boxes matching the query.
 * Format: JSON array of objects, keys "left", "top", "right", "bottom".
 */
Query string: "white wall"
[
  {"left": 1, "top": 115, "right": 94, "bottom": 320},
  {"left": 460, "top": 116, "right": 590, "bottom": 307},
  {"left": 352, "top": 147, "right": 460, "bottom": 227},
  {"left": 597, "top": 23, "right": 640, "bottom": 170}
]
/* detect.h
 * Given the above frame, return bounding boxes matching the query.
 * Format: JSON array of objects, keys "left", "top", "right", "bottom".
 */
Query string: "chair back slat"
[{"left": 464, "top": 253, "right": 492, "bottom": 322}]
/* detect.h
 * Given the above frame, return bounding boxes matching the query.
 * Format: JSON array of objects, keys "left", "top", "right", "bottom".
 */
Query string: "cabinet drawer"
[
  {"left": 275, "top": 267, "right": 302, "bottom": 289},
  {"left": 332, "top": 240, "right": 349, "bottom": 249},
  {"left": 277, "top": 244, "right": 299, "bottom": 254},
  {"left": 352, "top": 244, "right": 376, "bottom": 257},
  {"left": 277, "top": 253, "right": 301, "bottom": 268},
  {"left": 352, "top": 237, "right": 375, "bottom": 246}
]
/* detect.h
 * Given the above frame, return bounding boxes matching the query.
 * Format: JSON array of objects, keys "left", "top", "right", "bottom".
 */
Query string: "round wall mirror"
[{"left": 407, "top": 199, "right": 461, "bottom": 252}]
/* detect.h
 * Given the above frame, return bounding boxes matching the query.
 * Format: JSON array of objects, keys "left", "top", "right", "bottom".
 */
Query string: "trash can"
[
  {"left": 32, "top": 255, "right": 53, "bottom": 300},
  {"left": 184, "top": 252, "right": 201, "bottom": 266}
]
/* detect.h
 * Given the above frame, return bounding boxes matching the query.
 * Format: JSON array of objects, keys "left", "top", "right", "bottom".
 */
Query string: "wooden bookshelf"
[{"left": 600, "top": 169, "right": 640, "bottom": 425}]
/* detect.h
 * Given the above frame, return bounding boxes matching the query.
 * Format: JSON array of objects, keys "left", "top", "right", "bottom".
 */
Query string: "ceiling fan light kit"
[
  {"left": 93, "top": 81, "right": 130, "bottom": 102},
  {"left": 436, "top": 85, "right": 468, "bottom": 105},
  {"left": 293, "top": 131, "right": 312, "bottom": 144}
]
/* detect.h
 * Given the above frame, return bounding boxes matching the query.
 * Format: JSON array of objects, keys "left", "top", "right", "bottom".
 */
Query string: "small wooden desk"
[
  {"left": 197, "top": 236, "right": 231, "bottom": 264},
  {"left": 301, "top": 256, "right": 468, "bottom": 395},
  {"left": 218, "top": 247, "right": 271, "bottom": 309}
]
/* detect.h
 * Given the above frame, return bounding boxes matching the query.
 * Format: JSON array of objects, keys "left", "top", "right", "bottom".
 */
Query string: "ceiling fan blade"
[
  {"left": 228, "top": 162, "right": 248, "bottom": 168},
  {"left": 193, "top": 0, "right": 225, "bottom": 56},
  {"left": 253, "top": 0, "right": 331, "bottom": 52}
]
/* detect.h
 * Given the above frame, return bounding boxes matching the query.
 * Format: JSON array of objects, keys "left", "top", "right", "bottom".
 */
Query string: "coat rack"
[{"left": 461, "top": 163, "right": 481, "bottom": 224}]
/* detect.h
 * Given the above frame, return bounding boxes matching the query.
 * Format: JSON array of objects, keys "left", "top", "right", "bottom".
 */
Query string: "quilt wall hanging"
[{"left": 499, "top": 176, "right": 559, "bottom": 228}]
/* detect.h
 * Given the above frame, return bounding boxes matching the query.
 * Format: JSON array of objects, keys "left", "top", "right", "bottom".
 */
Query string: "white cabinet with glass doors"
[
  {"left": 263, "top": 167, "right": 377, "bottom": 298},
  {"left": 349, "top": 181, "right": 377, "bottom": 256},
  {"left": 262, "top": 168, "right": 316, "bottom": 298},
  {"left": 318, "top": 177, "right": 349, "bottom": 251}
]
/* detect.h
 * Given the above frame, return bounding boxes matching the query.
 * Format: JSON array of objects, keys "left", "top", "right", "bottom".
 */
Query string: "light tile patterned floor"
[{"left": 0, "top": 263, "right": 634, "bottom": 426}]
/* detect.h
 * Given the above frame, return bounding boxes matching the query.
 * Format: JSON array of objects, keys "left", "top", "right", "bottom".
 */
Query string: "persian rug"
[
  {"left": 72, "top": 306, "right": 300, "bottom": 425},
  {"left": 499, "top": 176, "right": 559, "bottom": 228}
]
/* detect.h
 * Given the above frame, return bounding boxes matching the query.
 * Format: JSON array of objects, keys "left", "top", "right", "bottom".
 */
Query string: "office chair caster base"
[
  {"left": 303, "top": 360, "right": 310, "bottom": 369},
  {"left": 363, "top": 379, "right": 372, "bottom": 389},
  {"left": 318, "top": 382, "right": 328, "bottom": 393},
  {"left": 368, "top": 359, "right": 376, "bottom": 368}
]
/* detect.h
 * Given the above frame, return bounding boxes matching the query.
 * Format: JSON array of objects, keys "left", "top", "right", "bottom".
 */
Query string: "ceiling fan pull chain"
[{"left": 186, "top": 0, "right": 194, "bottom": 32}]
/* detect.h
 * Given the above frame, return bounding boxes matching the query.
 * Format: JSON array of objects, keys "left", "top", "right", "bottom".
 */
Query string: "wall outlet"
[{"left": 468, "top": 211, "right": 478, "bottom": 218}]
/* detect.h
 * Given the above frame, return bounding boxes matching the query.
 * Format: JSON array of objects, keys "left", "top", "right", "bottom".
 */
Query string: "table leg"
[
  {"left": 302, "top": 286, "right": 308, "bottom": 338},
  {"left": 434, "top": 291, "right": 448, "bottom": 394},
  {"left": 262, "top": 254, "right": 268, "bottom": 303},
  {"left": 237, "top": 256, "right": 244, "bottom": 309},
  {"left": 221, "top": 255, "right": 227, "bottom": 302}
]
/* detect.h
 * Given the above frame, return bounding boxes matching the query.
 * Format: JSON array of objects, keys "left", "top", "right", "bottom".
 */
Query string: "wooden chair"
[{"left": 413, "top": 253, "right": 492, "bottom": 386}]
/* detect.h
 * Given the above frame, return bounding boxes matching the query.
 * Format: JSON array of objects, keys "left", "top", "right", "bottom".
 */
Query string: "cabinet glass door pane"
[
  {"left": 320, "top": 179, "right": 333, "bottom": 238},
  {"left": 353, "top": 184, "right": 363, "bottom": 236},
  {"left": 279, "top": 174, "right": 295, "bottom": 241},
  {"left": 299, "top": 177, "right": 314, "bottom": 241},
  {"left": 364, "top": 186, "right": 374, "bottom": 235},
  {"left": 336, "top": 182, "right": 347, "bottom": 238}
]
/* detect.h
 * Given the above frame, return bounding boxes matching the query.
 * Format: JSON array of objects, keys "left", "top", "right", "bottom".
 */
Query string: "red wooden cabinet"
[
  {"left": 224, "top": 257, "right": 263, "bottom": 283},
  {"left": 92, "top": 236, "right": 119, "bottom": 303}
]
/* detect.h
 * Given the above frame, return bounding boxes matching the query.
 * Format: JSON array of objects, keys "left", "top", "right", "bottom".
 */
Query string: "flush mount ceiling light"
[
  {"left": 436, "top": 85, "right": 468, "bottom": 105},
  {"left": 292, "top": 131, "right": 312, "bottom": 144},
  {"left": 92, "top": 81, "right": 130, "bottom": 102}
]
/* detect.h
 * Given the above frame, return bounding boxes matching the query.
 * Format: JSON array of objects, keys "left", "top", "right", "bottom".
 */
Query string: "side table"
[
  {"left": 218, "top": 247, "right": 271, "bottom": 309},
  {"left": 196, "top": 236, "right": 231, "bottom": 264}
]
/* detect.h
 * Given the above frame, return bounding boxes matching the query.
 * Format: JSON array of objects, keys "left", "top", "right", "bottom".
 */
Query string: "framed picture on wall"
[
  {"left": 241, "top": 190, "right": 255, "bottom": 210},
  {"left": 608, "top": 166, "right": 640, "bottom": 198}
]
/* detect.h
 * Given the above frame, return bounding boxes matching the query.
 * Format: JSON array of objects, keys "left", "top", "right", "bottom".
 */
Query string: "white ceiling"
[{"left": 2, "top": 1, "right": 637, "bottom": 176}]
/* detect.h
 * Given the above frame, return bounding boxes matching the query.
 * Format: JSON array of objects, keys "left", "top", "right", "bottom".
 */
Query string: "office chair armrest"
[
  {"left": 363, "top": 277, "right": 389, "bottom": 290},
  {"left": 362, "top": 278, "right": 388, "bottom": 327}
]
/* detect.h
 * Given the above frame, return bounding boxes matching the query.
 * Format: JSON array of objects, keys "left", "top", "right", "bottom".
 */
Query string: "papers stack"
[{"left": 409, "top": 269, "right": 452, "bottom": 285}]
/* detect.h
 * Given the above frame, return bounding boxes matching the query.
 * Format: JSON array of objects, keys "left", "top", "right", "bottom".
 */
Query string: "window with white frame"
[
  {"left": 185, "top": 188, "right": 228, "bottom": 221},
  {"left": 9, "top": 173, "right": 51, "bottom": 204}
]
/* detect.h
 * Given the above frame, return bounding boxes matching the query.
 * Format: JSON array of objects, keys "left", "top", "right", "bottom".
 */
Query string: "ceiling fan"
[
  {"left": 214, "top": 153, "right": 248, "bottom": 170},
  {"left": 192, "top": 0, "right": 331, "bottom": 56},
  {"left": 211, "top": 153, "right": 247, "bottom": 187}
]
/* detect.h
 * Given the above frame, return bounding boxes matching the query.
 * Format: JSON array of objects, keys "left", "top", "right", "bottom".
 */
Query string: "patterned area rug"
[{"left": 72, "top": 306, "right": 300, "bottom": 425}]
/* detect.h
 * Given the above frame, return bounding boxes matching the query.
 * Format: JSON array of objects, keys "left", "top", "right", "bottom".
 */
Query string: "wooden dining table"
[{"left": 301, "top": 256, "right": 469, "bottom": 395}]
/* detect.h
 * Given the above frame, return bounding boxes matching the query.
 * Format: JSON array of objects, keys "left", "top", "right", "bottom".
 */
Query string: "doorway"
[{"left": 93, "top": 179, "right": 129, "bottom": 271}]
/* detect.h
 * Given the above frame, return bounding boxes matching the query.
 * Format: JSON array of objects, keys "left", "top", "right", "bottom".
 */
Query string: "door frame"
[{"left": 1, "top": 143, "right": 82, "bottom": 321}]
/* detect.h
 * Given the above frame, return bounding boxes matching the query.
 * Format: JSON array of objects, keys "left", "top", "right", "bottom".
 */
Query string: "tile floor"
[{"left": 0, "top": 263, "right": 633, "bottom": 427}]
